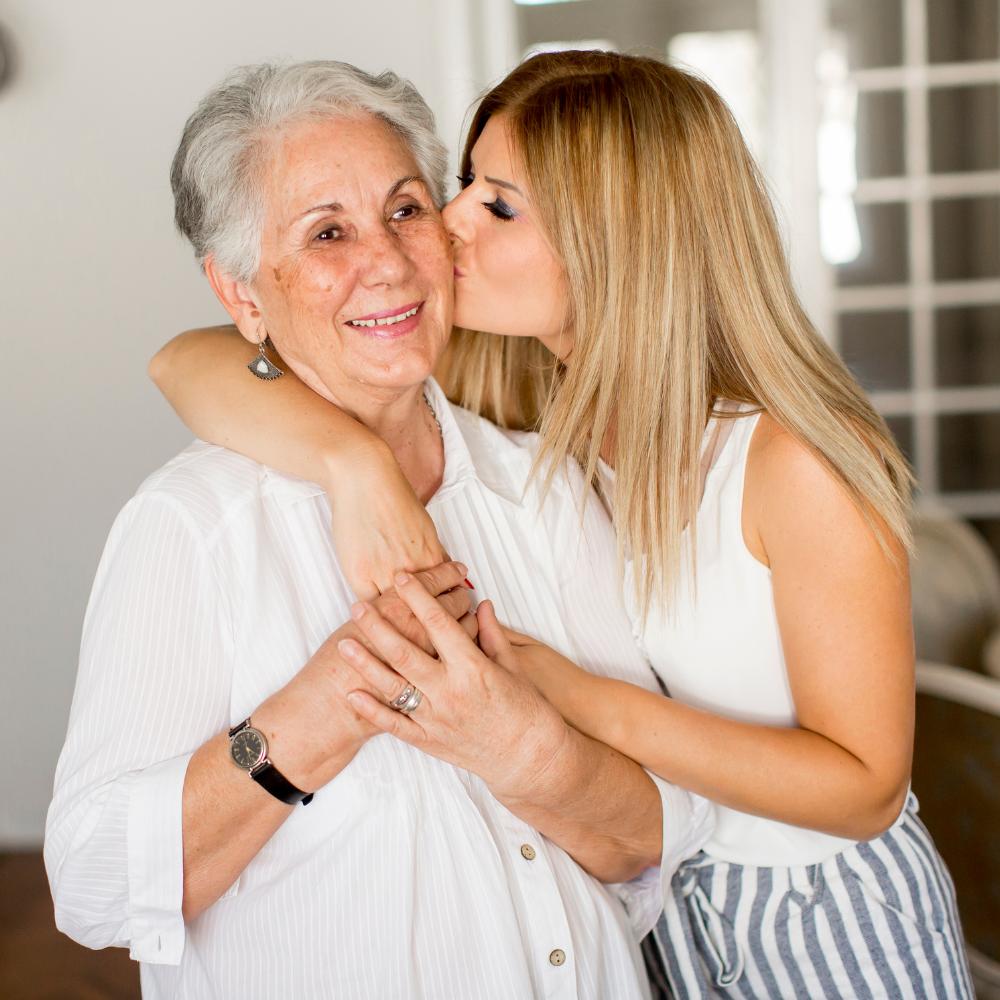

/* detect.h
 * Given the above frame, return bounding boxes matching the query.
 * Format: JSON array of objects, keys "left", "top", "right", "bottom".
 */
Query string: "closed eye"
[{"left": 484, "top": 197, "right": 517, "bottom": 221}]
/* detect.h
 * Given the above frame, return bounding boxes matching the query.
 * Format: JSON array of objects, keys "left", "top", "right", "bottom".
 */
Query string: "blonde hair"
[{"left": 439, "top": 51, "right": 912, "bottom": 615}]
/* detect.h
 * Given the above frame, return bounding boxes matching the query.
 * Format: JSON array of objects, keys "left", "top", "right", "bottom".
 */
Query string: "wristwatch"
[{"left": 228, "top": 718, "right": 314, "bottom": 806}]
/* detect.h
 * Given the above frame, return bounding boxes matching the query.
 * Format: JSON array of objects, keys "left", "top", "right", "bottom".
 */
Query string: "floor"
[{"left": 0, "top": 852, "right": 138, "bottom": 1000}]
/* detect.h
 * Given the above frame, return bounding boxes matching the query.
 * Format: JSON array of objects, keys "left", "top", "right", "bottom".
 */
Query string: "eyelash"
[
  {"left": 313, "top": 203, "right": 424, "bottom": 242},
  {"left": 485, "top": 198, "right": 516, "bottom": 221},
  {"left": 392, "top": 203, "right": 424, "bottom": 221},
  {"left": 457, "top": 174, "right": 516, "bottom": 221}
]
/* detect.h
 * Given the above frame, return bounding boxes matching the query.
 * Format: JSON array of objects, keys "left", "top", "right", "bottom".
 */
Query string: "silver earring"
[{"left": 248, "top": 330, "right": 284, "bottom": 381}]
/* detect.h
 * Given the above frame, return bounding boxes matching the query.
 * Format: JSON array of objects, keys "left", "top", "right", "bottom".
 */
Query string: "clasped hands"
[
  {"left": 338, "top": 569, "right": 573, "bottom": 801},
  {"left": 255, "top": 559, "right": 578, "bottom": 800}
]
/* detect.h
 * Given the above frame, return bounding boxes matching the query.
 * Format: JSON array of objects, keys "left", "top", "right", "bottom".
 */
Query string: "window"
[{"left": 828, "top": 0, "right": 1000, "bottom": 557}]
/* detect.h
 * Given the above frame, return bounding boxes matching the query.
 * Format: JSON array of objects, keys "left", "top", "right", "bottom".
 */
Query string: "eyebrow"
[
  {"left": 299, "top": 175, "right": 427, "bottom": 219},
  {"left": 484, "top": 175, "right": 523, "bottom": 196},
  {"left": 388, "top": 174, "right": 425, "bottom": 198}
]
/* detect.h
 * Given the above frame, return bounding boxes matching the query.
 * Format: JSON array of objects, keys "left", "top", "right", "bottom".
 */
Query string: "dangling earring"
[{"left": 248, "top": 327, "right": 284, "bottom": 381}]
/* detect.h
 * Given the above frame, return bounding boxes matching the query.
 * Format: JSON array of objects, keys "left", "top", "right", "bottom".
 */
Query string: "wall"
[{"left": 0, "top": 0, "right": 515, "bottom": 846}]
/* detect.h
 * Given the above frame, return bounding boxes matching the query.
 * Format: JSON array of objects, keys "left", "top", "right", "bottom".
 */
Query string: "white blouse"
[{"left": 45, "top": 379, "right": 712, "bottom": 1000}]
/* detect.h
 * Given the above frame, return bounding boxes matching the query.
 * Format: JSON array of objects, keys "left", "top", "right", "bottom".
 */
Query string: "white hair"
[{"left": 170, "top": 60, "right": 448, "bottom": 283}]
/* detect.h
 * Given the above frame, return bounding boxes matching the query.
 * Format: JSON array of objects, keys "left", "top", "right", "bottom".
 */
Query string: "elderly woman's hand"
[
  {"left": 338, "top": 572, "right": 570, "bottom": 804},
  {"left": 253, "top": 561, "right": 476, "bottom": 793},
  {"left": 330, "top": 438, "right": 449, "bottom": 601}
]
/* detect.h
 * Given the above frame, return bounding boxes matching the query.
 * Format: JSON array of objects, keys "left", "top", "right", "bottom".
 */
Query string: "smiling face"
[
  {"left": 238, "top": 114, "right": 453, "bottom": 404},
  {"left": 443, "top": 115, "right": 572, "bottom": 359}
]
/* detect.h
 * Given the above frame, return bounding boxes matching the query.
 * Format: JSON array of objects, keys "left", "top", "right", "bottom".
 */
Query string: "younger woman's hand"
[
  {"left": 328, "top": 441, "right": 448, "bottom": 600},
  {"left": 478, "top": 625, "right": 599, "bottom": 733}
]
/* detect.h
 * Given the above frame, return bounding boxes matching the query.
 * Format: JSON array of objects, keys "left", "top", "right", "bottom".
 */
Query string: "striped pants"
[{"left": 643, "top": 798, "right": 973, "bottom": 999}]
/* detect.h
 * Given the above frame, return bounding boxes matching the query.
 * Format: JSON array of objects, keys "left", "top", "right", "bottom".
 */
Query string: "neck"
[{"left": 303, "top": 375, "right": 444, "bottom": 503}]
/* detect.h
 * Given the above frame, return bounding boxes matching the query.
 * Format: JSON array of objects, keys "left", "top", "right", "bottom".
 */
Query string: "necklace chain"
[{"left": 422, "top": 390, "right": 443, "bottom": 440}]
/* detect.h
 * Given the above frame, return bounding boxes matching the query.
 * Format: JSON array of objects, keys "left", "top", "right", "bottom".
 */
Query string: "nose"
[
  {"left": 442, "top": 189, "right": 471, "bottom": 252},
  {"left": 360, "top": 224, "right": 416, "bottom": 289}
]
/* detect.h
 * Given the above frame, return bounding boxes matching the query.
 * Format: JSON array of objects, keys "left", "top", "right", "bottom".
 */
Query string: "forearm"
[
  {"left": 182, "top": 638, "right": 375, "bottom": 921},
  {"left": 493, "top": 722, "right": 663, "bottom": 883},
  {"left": 576, "top": 676, "right": 908, "bottom": 840},
  {"left": 181, "top": 731, "right": 292, "bottom": 921},
  {"left": 149, "top": 326, "right": 384, "bottom": 486}
]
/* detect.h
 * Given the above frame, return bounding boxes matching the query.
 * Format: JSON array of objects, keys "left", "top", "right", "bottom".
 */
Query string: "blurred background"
[{"left": 1, "top": 0, "right": 997, "bottom": 996}]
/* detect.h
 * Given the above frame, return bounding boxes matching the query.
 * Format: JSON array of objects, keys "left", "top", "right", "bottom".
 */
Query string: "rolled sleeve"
[
  {"left": 127, "top": 754, "right": 192, "bottom": 964},
  {"left": 612, "top": 775, "right": 714, "bottom": 938}
]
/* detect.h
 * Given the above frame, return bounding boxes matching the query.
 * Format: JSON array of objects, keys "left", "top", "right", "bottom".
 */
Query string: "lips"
[
  {"left": 347, "top": 300, "right": 422, "bottom": 326},
  {"left": 346, "top": 300, "right": 424, "bottom": 339}
]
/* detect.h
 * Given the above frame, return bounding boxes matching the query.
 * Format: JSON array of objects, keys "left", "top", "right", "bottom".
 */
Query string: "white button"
[
  {"left": 549, "top": 948, "right": 566, "bottom": 967},
  {"left": 520, "top": 844, "right": 536, "bottom": 861}
]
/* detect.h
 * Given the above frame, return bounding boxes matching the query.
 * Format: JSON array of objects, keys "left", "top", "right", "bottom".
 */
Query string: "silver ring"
[{"left": 390, "top": 683, "right": 423, "bottom": 715}]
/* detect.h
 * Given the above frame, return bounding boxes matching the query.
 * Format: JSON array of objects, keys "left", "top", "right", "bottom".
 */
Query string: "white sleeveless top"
[{"left": 602, "top": 404, "right": 862, "bottom": 867}]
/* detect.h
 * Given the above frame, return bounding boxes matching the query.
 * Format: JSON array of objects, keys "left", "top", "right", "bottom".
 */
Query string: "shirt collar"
[{"left": 260, "top": 377, "right": 525, "bottom": 510}]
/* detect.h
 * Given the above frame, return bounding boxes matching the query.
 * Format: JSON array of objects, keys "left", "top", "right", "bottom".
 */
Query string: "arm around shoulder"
[{"left": 148, "top": 326, "right": 447, "bottom": 597}]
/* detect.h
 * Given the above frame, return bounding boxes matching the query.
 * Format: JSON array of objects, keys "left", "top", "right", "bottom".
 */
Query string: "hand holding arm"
[{"left": 150, "top": 326, "right": 446, "bottom": 598}]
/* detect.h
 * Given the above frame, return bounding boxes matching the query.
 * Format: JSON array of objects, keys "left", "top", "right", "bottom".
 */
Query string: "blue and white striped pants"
[{"left": 644, "top": 798, "right": 973, "bottom": 999}]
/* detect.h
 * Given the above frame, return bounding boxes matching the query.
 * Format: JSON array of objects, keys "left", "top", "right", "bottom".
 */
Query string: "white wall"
[{"left": 0, "top": 0, "right": 517, "bottom": 846}]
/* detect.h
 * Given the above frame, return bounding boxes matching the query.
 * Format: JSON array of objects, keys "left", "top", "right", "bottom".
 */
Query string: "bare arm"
[
  {"left": 513, "top": 416, "right": 914, "bottom": 842},
  {"left": 180, "top": 625, "right": 365, "bottom": 920},
  {"left": 149, "top": 326, "right": 445, "bottom": 597},
  {"left": 487, "top": 714, "right": 663, "bottom": 883}
]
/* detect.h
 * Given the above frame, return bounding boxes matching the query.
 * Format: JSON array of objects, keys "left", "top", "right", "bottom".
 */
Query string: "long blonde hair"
[{"left": 439, "top": 51, "right": 912, "bottom": 615}]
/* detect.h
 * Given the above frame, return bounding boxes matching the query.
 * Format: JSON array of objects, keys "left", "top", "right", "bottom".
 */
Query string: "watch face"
[{"left": 231, "top": 728, "right": 266, "bottom": 770}]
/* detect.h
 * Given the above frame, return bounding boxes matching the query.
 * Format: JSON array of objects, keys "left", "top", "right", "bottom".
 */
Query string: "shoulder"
[
  {"left": 446, "top": 402, "right": 586, "bottom": 512},
  {"left": 747, "top": 414, "right": 836, "bottom": 494},
  {"left": 128, "top": 440, "right": 272, "bottom": 540},
  {"left": 744, "top": 413, "right": 900, "bottom": 568},
  {"left": 747, "top": 413, "right": 859, "bottom": 514}
]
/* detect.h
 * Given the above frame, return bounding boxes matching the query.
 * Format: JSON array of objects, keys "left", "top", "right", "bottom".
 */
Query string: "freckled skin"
[{"left": 247, "top": 115, "right": 454, "bottom": 404}]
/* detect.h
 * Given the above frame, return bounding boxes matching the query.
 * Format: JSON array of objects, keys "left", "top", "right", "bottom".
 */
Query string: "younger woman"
[{"left": 151, "top": 52, "right": 971, "bottom": 998}]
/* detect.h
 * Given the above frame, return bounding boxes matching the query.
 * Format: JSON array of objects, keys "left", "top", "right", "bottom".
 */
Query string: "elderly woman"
[{"left": 44, "top": 62, "right": 709, "bottom": 999}]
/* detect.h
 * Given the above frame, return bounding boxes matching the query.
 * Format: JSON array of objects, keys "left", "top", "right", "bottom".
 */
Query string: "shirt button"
[
  {"left": 520, "top": 844, "right": 536, "bottom": 861},
  {"left": 549, "top": 948, "right": 566, "bottom": 967}
]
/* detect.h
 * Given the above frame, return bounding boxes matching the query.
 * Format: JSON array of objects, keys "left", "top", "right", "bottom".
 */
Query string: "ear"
[{"left": 204, "top": 256, "right": 263, "bottom": 345}]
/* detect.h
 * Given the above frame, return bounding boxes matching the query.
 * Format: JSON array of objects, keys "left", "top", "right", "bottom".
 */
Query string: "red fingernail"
[{"left": 464, "top": 578, "right": 475, "bottom": 589}]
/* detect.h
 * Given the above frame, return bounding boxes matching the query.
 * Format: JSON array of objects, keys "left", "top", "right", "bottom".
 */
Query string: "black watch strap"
[
  {"left": 250, "top": 760, "right": 314, "bottom": 806},
  {"left": 229, "top": 717, "right": 314, "bottom": 806}
]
